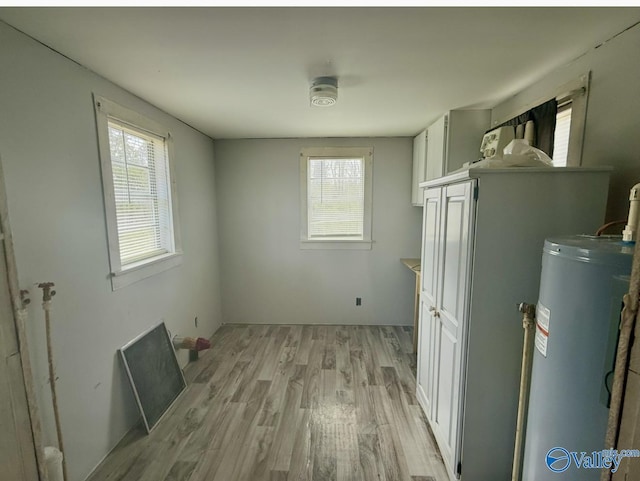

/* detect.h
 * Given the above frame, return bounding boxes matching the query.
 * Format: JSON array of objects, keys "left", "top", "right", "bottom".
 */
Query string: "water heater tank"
[{"left": 522, "top": 235, "right": 633, "bottom": 481}]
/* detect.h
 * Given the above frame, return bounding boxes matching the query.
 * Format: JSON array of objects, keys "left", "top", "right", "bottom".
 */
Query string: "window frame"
[
  {"left": 94, "top": 95, "right": 182, "bottom": 290},
  {"left": 492, "top": 72, "right": 590, "bottom": 167},
  {"left": 299, "top": 146, "right": 373, "bottom": 250}
]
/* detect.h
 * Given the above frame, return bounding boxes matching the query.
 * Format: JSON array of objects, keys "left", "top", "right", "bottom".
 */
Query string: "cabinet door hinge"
[{"left": 456, "top": 461, "right": 462, "bottom": 476}]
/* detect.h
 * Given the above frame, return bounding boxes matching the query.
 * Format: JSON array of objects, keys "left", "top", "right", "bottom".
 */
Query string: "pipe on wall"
[{"left": 511, "top": 302, "right": 536, "bottom": 481}]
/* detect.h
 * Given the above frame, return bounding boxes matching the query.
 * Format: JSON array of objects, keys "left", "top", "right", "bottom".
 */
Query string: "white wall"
[
  {"left": 491, "top": 23, "right": 640, "bottom": 222},
  {"left": 214, "top": 138, "right": 422, "bottom": 326},
  {"left": 0, "top": 22, "right": 223, "bottom": 481}
]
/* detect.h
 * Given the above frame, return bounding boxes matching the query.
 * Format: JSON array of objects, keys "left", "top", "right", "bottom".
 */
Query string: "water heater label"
[{"left": 535, "top": 303, "right": 550, "bottom": 357}]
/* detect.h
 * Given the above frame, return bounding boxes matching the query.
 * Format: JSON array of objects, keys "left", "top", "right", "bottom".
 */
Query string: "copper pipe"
[{"left": 595, "top": 220, "right": 626, "bottom": 236}]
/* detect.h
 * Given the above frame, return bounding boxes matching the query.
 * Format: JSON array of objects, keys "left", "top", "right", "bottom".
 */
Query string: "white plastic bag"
[
  {"left": 453, "top": 139, "right": 555, "bottom": 172},
  {"left": 500, "top": 139, "right": 553, "bottom": 167}
]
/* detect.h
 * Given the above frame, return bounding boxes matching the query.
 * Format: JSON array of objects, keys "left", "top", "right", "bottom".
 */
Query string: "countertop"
[{"left": 401, "top": 258, "right": 420, "bottom": 273}]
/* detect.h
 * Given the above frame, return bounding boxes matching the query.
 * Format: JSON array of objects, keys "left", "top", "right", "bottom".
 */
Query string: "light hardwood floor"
[{"left": 87, "top": 325, "right": 448, "bottom": 481}]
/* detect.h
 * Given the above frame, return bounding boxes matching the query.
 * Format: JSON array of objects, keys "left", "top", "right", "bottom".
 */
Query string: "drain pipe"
[
  {"left": 38, "top": 282, "right": 67, "bottom": 481},
  {"left": 511, "top": 302, "right": 536, "bottom": 481}
]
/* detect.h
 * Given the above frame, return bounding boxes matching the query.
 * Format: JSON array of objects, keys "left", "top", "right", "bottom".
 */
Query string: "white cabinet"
[
  {"left": 411, "top": 130, "right": 427, "bottom": 206},
  {"left": 416, "top": 167, "right": 611, "bottom": 480},
  {"left": 425, "top": 110, "right": 490, "bottom": 181},
  {"left": 417, "top": 181, "right": 474, "bottom": 477},
  {"left": 412, "top": 110, "right": 489, "bottom": 207},
  {"left": 412, "top": 110, "right": 489, "bottom": 206},
  {"left": 425, "top": 115, "right": 447, "bottom": 181}
]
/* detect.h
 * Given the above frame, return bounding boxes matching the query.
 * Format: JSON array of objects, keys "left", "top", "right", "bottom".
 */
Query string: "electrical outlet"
[
  {"left": 356, "top": 297, "right": 362, "bottom": 306},
  {"left": 194, "top": 316, "right": 198, "bottom": 328}
]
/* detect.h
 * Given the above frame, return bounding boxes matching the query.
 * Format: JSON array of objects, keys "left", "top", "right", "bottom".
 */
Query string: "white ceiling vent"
[{"left": 310, "top": 76, "right": 338, "bottom": 107}]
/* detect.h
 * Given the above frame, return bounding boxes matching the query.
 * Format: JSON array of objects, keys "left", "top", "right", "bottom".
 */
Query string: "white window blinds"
[
  {"left": 308, "top": 157, "right": 365, "bottom": 239},
  {"left": 107, "top": 119, "right": 173, "bottom": 265},
  {"left": 552, "top": 103, "right": 572, "bottom": 167}
]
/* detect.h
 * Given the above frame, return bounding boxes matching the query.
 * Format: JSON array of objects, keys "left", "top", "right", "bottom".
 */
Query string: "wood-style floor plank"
[
  {"left": 269, "top": 364, "right": 306, "bottom": 472},
  {"left": 336, "top": 423, "right": 363, "bottom": 481},
  {"left": 87, "top": 325, "right": 447, "bottom": 481},
  {"left": 286, "top": 408, "right": 313, "bottom": 481}
]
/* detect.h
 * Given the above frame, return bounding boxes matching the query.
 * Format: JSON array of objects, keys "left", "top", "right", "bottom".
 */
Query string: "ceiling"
[{"left": 1, "top": 7, "right": 639, "bottom": 139}]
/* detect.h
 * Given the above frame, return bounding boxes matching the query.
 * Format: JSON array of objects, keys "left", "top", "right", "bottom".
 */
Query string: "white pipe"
[
  {"left": 39, "top": 282, "right": 67, "bottom": 481},
  {"left": 44, "top": 446, "right": 63, "bottom": 481},
  {"left": 512, "top": 302, "right": 536, "bottom": 481},
  {"left": 622, "top": 183, "right": 640, "bottom": 242}
]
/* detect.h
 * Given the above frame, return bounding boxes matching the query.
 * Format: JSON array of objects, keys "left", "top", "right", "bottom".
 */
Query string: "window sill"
[
  {"left": 300, "top": 239, "right": 373, "bottom": 250},
  {"left": 111, "top": 252, "right": 183, "bottom": 290}
]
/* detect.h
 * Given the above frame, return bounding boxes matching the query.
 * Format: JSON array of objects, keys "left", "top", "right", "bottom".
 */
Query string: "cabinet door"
[
  {"left": 446, "top": 110, "right": 490, "bottom": 173},
  {"left": 425, "top": 115, "right": 447, "bottom": 181},
  {"left": 411, "top": 130, "right": 427, "bottom": 206},
  {"left": 416, "top": 187, "right": 441, "bottom": 421},
  {"left": 432, "top": 181, "right": 474, "bottom": 477}
]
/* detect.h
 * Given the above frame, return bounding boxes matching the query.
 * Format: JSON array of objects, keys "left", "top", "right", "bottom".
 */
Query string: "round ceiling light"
[{"left": 310, "top": 76, "right": 338, "bottom": 107}]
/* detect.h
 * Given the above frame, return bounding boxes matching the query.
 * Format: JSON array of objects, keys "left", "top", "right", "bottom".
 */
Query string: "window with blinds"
[
  {"left": 308, "top": 157, "right": 364, "bottom": 239},
  {"left": 552, "top": 102, "right": 572, "bottom": 167},
  {"left": 107, "top": 120, "right": 173, "bottom": 265},
  {"left": 95, "top": 95, "right": 181, "bottom": 289},
  {"left": 300, "top": 147, "right": 373, "bottom": 250}
]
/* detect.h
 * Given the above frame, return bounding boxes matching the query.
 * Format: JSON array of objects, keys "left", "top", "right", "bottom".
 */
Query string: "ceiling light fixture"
[{"left": 310, "top": 76, "right": 338, "bottom": 107}]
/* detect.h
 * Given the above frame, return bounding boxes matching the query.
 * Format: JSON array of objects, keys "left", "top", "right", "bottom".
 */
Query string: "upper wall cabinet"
[
  {"left": 426, "top": 109, "right": 491, "bottom": 181},
  {"left": 412, "top": 110, "right": 490, "bottom": 206},
  {"left": 411, "top": 129, "right": 427, "bottom": 206}
]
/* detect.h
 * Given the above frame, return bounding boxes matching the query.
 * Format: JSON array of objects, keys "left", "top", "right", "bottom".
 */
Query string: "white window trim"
[
  {"left": 94, "top": 94, "right": 182, "bottom": 289},
  {"left": 492, "top": 72, "right": 590, "bottom": 167},
  {"left": 558, "top": 76, "right": 589, "bottom": 168},
  {"left": 299, "top": 147, "right": 373, "bottom": 250}
]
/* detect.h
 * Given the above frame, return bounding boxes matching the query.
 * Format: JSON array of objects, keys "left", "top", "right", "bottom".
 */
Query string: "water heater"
[{"left": 522, "top": 235, "right": 633, "bottom": 480}]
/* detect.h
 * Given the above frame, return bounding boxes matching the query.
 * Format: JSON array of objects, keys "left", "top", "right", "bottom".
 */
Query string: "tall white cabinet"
[{"left": 416, "top": 168, "right": 611, "bottom": 480}]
